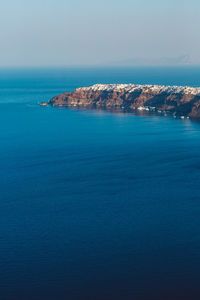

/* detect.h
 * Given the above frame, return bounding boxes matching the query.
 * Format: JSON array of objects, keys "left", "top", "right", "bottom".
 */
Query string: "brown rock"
[{"left": 49, "top": 84, "right": 200, "bottom": 119}]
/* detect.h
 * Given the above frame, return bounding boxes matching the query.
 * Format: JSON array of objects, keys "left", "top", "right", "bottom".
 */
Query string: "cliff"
[{"left": 49, "top": 84, "right": 200, "bottom": 119}]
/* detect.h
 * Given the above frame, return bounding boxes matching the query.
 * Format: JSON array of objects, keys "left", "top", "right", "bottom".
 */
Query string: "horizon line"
[{"left": 1, "top": 64, "right": 200, "bottom": 69}]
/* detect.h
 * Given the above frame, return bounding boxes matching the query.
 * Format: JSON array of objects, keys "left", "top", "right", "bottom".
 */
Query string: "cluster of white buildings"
[{"left": 77, "top": 83, "right": 200, "bottom": 96}]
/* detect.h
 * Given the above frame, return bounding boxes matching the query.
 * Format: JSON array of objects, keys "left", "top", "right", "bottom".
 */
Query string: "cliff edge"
[{"left": 49, "top": 84, "right": 200, "bottom": 119}]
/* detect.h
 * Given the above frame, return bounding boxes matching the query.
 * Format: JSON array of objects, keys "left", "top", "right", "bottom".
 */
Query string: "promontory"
[{"left": 48, "top": 84, "right": 200, "bottom": 119}]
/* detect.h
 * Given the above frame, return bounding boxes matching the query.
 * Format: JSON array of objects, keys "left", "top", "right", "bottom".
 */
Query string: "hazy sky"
[{"left": 0, "top": 0, "right": 200, "bottom": 67}]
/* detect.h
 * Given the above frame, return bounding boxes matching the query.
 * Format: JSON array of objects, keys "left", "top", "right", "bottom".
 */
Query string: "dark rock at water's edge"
[{"left": 47, "top": 84, "right": 200, "bottom": 119}]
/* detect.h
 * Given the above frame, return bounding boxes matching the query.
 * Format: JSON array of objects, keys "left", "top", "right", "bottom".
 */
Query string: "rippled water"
[{"left": 1, "top": 67, "right": 200, "bottom": 300}]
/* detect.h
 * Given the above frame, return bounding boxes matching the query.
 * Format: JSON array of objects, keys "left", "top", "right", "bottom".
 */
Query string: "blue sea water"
[{"left": 1, "top": 67, "right": 200, "bottom": 300}]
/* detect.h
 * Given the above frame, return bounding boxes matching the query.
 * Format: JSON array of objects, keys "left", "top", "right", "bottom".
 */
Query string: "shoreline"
[
  {"left": 43, "top": 103, "right": 195, "bottom": 122},
  {"left": 43, "top": 83, "right": 200, "bottom": 120}
]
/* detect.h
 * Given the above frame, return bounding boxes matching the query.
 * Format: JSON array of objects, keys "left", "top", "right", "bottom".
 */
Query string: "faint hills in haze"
[{"left": 109, "top": 54, "right": 198, "bottom": 66}]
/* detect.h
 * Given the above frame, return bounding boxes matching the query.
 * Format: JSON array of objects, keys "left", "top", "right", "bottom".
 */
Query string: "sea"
[{"left": 1, "top": 66, "right": 200, "bottom": 300}]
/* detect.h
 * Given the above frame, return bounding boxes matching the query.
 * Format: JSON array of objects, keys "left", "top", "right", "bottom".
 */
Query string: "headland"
[{"left": 46, "top": 84, "right": 200, "bottom": 119}]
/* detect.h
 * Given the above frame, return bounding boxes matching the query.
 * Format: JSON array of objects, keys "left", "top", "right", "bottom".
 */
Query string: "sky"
[{"left": 0, "top": 0, "right": 200, "bottom": 67}]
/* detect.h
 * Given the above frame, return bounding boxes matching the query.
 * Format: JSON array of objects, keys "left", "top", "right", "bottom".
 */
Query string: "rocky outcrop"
[
  {"left": 40, "top": 101, "right": 48, "bottom": 106},
  {"left": 49, "top": 84, "right": 200, "bottom": 119}
]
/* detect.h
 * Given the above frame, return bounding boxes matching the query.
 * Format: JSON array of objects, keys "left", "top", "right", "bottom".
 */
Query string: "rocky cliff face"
[{"left": 49, "top": 84, "right": 200, "bottom": 118}]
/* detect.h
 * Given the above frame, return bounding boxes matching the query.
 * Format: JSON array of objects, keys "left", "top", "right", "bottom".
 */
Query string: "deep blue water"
[{"left": 1, "top": 67, "right": 200, "bottom": 300}]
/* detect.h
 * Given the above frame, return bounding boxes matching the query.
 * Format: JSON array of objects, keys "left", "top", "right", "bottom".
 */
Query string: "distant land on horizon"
[
  {"left": 107, "top": 54, "right": 200, "bottom": 67},
  {"left": 0, "top": 54, "right": 199, "bottom": 69}
]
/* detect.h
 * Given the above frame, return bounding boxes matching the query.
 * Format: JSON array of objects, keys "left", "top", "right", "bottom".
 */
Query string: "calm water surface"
[{"left": 1, "top": 67, "right": 200, "bottom": 300}]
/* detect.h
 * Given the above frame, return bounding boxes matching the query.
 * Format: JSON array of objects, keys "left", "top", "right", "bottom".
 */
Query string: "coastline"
[{"left": 43, "top": 83, "right": 200, "bottom": 120}]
